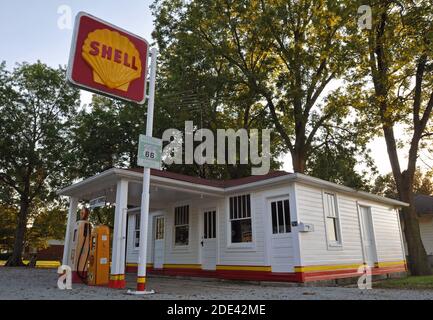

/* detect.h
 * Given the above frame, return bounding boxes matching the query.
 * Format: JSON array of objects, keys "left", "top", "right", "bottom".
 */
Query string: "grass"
[{"left": 375, "top": 276, "right": 433, "bottom": 290}]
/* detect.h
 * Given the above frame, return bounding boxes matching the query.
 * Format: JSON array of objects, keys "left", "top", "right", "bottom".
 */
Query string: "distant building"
[
  {"left": 25, "top": 239, "right": 64, "bottom": 262},
  {"left": 414, "top": 194, "right": 433, "bottom": 266}
]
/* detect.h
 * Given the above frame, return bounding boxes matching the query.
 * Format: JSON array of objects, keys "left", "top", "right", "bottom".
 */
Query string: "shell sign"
[{"left": 67, "top": 12, "right": 149, "bottom": 104}]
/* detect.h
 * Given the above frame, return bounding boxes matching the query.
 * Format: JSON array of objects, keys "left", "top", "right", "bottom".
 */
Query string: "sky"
[{"left": 0, "top": 1, "right": 430, "bottom": 176}]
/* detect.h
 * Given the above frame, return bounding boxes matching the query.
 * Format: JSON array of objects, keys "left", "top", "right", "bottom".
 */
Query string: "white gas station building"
[{"left": 59, "top": 167, "right": 408, "bottom": 288}]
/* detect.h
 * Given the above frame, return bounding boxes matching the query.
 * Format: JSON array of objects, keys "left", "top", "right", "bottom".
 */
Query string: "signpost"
[
  {"left": 133, "top": 47, "right": 158, "bottom": 295},
  {"left": 137, "top": 135, "right": 162, "bottom": 170},
  {"left": 89, "top": 196, "right": 106, "bottom": 210},
  {"left": 67, "top": 12, "right": 157, "bottom": 294}
]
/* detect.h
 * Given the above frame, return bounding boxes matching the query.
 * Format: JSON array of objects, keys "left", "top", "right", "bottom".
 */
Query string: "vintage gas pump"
[
  {"left": 70, "top": 208, "right": 91, "bottom": 283},
  {"left": 87, "top": 225, "right": 110, "bottom": 286}
]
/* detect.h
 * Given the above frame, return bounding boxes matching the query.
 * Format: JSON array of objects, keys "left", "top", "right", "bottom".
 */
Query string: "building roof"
[
  {"left": 58, "top": 167, "right": 409, "bottom": 208},
  {"left": 414, "top": 194, "right": 433, "bottom": 215},
  {"left": 127, "top": 168, "right": 292, "bottom": 188}
]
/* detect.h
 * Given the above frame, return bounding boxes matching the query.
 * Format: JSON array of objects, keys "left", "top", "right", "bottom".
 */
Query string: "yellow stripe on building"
[
  {"left": 216, "top": 265, "right": 272, "bottom": 272},
  {"left": 294, "top": 264, "right": 362, "bottom": 272},
  {"left": 126, "top": 263, "right": 154, "bottom": 268},
  {"left": 163, "top": 264, "right": 202, "bottom": 269},
  {"left": 374, "top": 260, "right": 406, "bottom": 268}
]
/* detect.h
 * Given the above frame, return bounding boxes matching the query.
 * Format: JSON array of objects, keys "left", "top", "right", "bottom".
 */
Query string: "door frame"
[
  {"left": 265, "top": 194, "right": 293, "bottom": 272},
  {"left": 357, "top": 203, "right": 378, "bottom": 266},
  {"left": 199, "top": 207, "right": 218, "bottom": 269}
]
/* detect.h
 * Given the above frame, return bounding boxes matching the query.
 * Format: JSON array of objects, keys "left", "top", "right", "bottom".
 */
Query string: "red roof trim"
[{"left": 126, "top": 168, "right": 292, "bottom": 189}]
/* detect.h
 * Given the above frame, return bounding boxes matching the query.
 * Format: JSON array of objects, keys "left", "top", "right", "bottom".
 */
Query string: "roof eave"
[{"left": 292, "top": 173, "right": 409, "bottom": 207}]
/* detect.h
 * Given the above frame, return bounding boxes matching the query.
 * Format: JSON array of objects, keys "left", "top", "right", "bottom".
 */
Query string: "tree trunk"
[
  {"left": 399, "top": 175, "right": 432, "bottom": 275},
  {"left": 291, "top": 149, "right": 306, "bottom": 173},
  {"left": 6, "top": 196, "right": 29, "bottom": 267}
]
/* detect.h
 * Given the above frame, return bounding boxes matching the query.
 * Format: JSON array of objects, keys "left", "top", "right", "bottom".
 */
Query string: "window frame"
[
  {"left": 322, "top": 191, "right": 343, "bottom": 249},
  {"left": 227, "top": 194, "right": 255, "bottom": 248},
  {"left": 174, "top": 205, "right": 190, "bottom": 247},
  {"left": 203, "top": 210, "right": 217, "bottom": 240},
  {"left": 270, "top": 198, "right": 292, "bottom": 235}
]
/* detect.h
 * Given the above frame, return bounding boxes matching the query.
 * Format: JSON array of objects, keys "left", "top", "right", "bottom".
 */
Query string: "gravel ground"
[{"left": 1, "top": 268, "right": 433, "bottom": 300}]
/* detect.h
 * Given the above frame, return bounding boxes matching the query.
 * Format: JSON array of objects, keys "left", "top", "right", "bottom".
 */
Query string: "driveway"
[{"left": 0, "top": 267, "right": 432, "bottom": 300}]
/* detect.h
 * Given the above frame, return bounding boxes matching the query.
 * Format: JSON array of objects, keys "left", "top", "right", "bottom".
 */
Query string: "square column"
[
  {"left": 109, "top": 179, "right": 129, "bottom": 289},
  {"left": 62, "top": 197, "right": 78, "bottom": 266}
]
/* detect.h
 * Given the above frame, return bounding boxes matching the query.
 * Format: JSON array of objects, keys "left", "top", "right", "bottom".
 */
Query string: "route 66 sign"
[{"left": 137, "top": 135, "right": 162, "bottom": 169}]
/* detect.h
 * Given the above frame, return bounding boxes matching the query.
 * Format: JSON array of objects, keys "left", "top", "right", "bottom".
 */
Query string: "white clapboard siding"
[
  {"left": 218, "top": 185, "right": 296, "bottom": 269},
  {"left": 218, "top": 192, "right": 266, "bottom": 266},
  {"left": 296, "top": 182, "right": 404, "bottom": 266},
  {"left": 296, "top": 183, "right": 363, "bottom": 266},
  {"left": 419, "top": 217, "right": 433, "bottom": 255}
]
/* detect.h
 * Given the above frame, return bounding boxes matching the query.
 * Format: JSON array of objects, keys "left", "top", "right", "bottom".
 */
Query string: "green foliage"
[
  {"left": 26, "top": 204, "right": 67, "bottom": 250},
  {"left": 373, "top": 169, "right": 433, "bottom": 199},
  {"left": 0, "top": 61, "right": 80, "bottom": 264},
  {"left": 0, "top": 204, "right": 17, "bottom": 252},
  {"left": 305, "top": 124, "right": 377, "bottom": 191},
  {"left": 0, "top": 61, "right": 81, "bottom": 203},
  {"left": 151, "top": 0, "right": 362, "bottom": 173},
  {"left": 89, "top": 206, "right": 115, "bottom": 229},
  {"left": 71, "top": 95, "right": 147, "bottom": 178}
]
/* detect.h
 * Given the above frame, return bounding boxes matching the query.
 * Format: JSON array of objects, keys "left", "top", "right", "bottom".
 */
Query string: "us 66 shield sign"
[{"left": 137, "top": 135, "right": 162, "bottom": 169}]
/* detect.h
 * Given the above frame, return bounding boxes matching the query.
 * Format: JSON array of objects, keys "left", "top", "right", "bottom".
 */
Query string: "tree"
[
  {"left": 373, "top": 169, "right": 433, "bottom": 199},
  {"left": 151, "top": 0, "right": 284, "bottom": 179},
  {"left": 0, "top": 62, "right": 80, "bottom": 266},
  {"left": 353, "top": 1, "right": 433, "bottom": 275},
  {"left": 71, "top": 95, "right": 147, "bottom": 178},
  {"left": 305, "top": 119, "right": 377, "bottom": 191},
  {"left": 26, "top": 204, "right": 68, "bottom": 251},
  {"left": 152, "top": 0, "right": 359, "bottom": 173},
  {"left": 0, "top": 204, "right": 17, "bottom": 253}
]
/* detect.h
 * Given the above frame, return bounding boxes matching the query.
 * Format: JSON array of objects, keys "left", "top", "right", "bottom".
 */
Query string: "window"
[
  {"left": 204, "top": 210, "right": 216, "bottom": 239},
  {"left": 229, "top": 194, "right": 252, "bottom": 243},
  {"left": 155, "top": 217, "right": 164, "bottom": 240},
  {"left": 323, "top": 192, "right": 341, "bottom": 244},
  {"left": 134, "top": 214, "right": 140, "bottom": 248},
  {"left": 271, "top": 199, "right": 291, "bottom": 234},
  {"left": 174, "top": 205, "right": 189, "bottom": 246}
]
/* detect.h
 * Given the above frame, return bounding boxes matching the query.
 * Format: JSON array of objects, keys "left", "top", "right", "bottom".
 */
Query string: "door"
[
  {"left": 201, "top": 210, "right": 217, "bottom": 270},
  {"left": 269, "top": 198, "right": 293, "bottom": 272},
  {"left": 359, "top": 206, "right": 377, "bottom": 266},
  {"left": 153, "top": 216, "right": 165, "bottom": 269}
]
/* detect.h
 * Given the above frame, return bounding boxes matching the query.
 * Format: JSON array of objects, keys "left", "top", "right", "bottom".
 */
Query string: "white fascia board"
[
  {"left": 118, "top": 169, "right": 225, "bottom": 195},
  {"left": 57, "top": 168, "right": 119, "bottom": 196},
  {"left": 292, "top": 173, "right": 409, "bottom": 208},
  {"left": 57, "top": 168, "right": 225, "bottom": 198}
]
